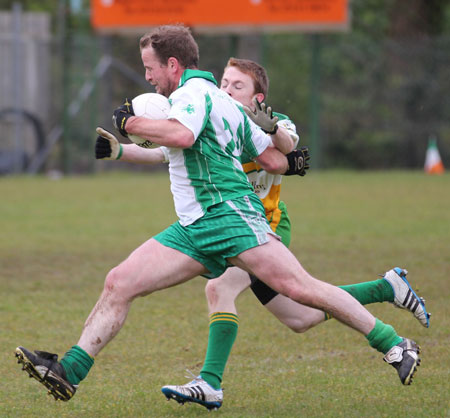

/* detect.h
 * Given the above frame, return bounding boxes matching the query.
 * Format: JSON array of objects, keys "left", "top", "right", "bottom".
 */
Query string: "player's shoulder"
[
  {"left": 274, "top": 112, "right": 297, "bottom": 130},
  {"left": 273, "top": 111, "right": 290, "bottom": 121},
  {"left": 172, "top": 75, "right": 209, "bottom": 97},
  {"left": 273, "top": 111, "right": 300, "bottom": 146},
  {"left": 169, "top": 79, "right": 211, "bottom": 112}
]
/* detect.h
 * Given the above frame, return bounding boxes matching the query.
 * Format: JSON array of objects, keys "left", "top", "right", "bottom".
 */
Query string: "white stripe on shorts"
[{"left": 226, "top": 196, "right": 269, "bottom": 245}]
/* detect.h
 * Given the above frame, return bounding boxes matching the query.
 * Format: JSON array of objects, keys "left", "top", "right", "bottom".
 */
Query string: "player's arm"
[
  {"left": 246, "top": 101, "right": 310, "bottom": 176},
  {"left": 244, "top": 97, "right": 294, "bottom": 154},
  {"left": 257, "top": 145, "right": 310, "bottom": 176},
  {"left": 126, "top": 117, "right": 194, "bottom": 148},
  {"left": 248, "top": 119, "right": 310, "bottom": 176},
  {"left": 243, "top": 104, "right": 291, "bottom": 174},
  {"left": 270, "top": 125, "right": 296, "bottom": 154},
  {"left": 95, "top": 127, "right": 166, "bottom": 164},
  {"left": 121, "top": 143, "right": 166, "bottom": 164},
  {"left": 112, "top": 98, "right": 194, "bottom": 148},
  {"left": 255, "top": 146, "right": 289, "bottom": 174}
]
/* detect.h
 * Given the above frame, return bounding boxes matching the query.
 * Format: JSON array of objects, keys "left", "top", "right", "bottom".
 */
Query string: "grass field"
[{"left": 1, "top": 171, "right": 449, "bottom": 417}]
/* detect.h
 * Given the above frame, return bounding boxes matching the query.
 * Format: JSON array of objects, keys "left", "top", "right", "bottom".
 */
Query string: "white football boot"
[
  {"left": 162, "top": 375, "right": 223, "bottom": 410},
  {"left": 383, "top": 267, "right": 430, "bottom": 328}
]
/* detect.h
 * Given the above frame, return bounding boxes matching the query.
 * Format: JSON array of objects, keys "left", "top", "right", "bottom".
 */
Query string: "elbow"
[
  {"left": 177, "top": 131, "right": 195, "bottom": 148},
  {"left": 260, "top": 156, "right": 288, "bottom": 174},
  {"left": 166, "top": 129, "right": 195, "bottom": 148},
  {"left": 256, "top": 147, "right": 288, "bottom": 174},
  {"left": 263, "top": 160, "right": 284, "bottom": 174},
  {"left": 272, "top": 139, "right": 294, "bottom": 156},
  {"left": 280, "top": 143, "right": 295, "bottom": 155},
  {"left": 169, "top": 120, "right": 195, "bottom": 148}
]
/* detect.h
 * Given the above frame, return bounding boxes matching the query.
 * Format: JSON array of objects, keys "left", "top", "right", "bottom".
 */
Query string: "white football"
[{"left": 129, "top": 93, "right": 171, "bottom": 148}]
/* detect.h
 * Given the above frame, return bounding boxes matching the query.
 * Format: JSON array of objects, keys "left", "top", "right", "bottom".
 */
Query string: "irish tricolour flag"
[{"left": 424, "top": 137, "right": 445, "bottom": 174}]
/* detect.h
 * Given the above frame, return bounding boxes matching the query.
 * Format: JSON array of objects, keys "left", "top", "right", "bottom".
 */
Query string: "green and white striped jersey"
[{"left": 166, "top": 69, "right": 271, "bottom": 226}]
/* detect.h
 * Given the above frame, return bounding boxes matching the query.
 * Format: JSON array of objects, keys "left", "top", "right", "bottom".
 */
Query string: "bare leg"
[
  {"left": 206, "top": 268, "right": 326, "bottom": 333},
  {"left": 205, "top": 264, "right": 330, "bottom": 333},
  {"left": 230, "top": 235, "right": 376, "bottom": 335},
  {"left": 205, "top": 267, "right": 251, "bottom": 314},
  {"left": 78, "top": 238, "right": 207, "bottom": 356},
  {"left": 265, "top": 294, "right": 326, "bottom": 333}
]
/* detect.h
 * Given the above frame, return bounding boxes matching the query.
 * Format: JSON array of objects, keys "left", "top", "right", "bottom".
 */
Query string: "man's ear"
[
  {"left": 167, "top": 57, "right": 178, "bottom": 72},
  {"left": 254, "top": 92, "right": 265, "bottom": 104}
]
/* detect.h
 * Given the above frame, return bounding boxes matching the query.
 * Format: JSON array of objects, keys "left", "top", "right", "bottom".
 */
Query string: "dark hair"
[
  {"left": 225, "top": 57, "right": 269, "bottom": 98},
  {"left": 140, "top": 25, "right": 199, "bottom": 69}
]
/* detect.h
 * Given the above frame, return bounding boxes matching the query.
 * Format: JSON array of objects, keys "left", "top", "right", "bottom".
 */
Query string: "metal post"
[
  {"left": 230, "top": 34, "right": 238, "bottom": 58},
  {"left": 12, "top": 2, "right": 24, "bottom": 173},
  {"left": 59, "top": 0, "right": 71, "bottom": 174},
  {"left": 309, "top": 34, "right": 321, "bottom": 169}
]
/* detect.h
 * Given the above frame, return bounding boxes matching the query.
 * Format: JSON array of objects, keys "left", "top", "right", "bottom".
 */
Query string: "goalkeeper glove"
[
  {"left": 243, "top": 97, "right": 279, "bottom": 135},
  {"left": 284, "top": 146, "right": 310, "bottom": 176},
  {"left": 95, "top": 127, "right": 123, "bottom": 160},
  {"left": 112, "top": 98, "right": 134, "bottom": 138}
]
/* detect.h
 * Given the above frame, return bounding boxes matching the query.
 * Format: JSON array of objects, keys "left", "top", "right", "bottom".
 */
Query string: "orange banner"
[{"left": 92, "top": 0, "right": 349, "bottom": 33}]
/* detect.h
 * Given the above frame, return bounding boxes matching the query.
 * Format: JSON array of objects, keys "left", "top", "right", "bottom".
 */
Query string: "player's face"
[
  {"left": 141, "top": 47, "right": 175, "bottom": 97},
  {"left": 220, "top": 66, "right": 257, "bottom": 109}
]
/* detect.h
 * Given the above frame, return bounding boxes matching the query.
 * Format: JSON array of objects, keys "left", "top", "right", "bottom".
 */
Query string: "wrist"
[
  {"left": 116, "top": 144, "right": 123, "bottom": 160},
  {"left": 266, "top": 124, "right": 278, "bottom": 135}
]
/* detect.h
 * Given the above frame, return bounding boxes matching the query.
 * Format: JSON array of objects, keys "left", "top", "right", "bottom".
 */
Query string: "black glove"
[
  {"left": 95, "top": 127, "right": 122, "bottom": 160},
  {"left": 112, "top": 98, "right": 134, "bottom": 138},
  {"left": 284, "top": 146, "right": 310, "bottom": 176}
]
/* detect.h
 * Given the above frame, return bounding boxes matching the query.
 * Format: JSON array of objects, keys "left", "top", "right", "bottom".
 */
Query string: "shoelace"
[{"left": 184, "top": 369, "right": 202, "bottom": 384}]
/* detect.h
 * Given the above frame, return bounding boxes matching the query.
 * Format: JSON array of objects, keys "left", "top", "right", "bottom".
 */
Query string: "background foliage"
[
  {"left": 0, "top": 0, "right": 450, "bottom": 172},
  {"left": 0, "top": 0, "right": 449, "bottom": 172}
]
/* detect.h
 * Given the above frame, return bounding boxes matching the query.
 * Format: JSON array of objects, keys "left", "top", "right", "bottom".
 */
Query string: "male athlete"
[
  {"left": 15, "top": 25, "right": 425, "bottom": 405},
  {"left": 159, "top": 58, "right": 430, "bottom": 410}
]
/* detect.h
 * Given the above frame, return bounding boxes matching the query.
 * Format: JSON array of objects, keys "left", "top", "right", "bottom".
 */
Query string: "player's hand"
[
  {"left": 243, "top": 97, "right": 279, "bottom": 135},
  {"left": 284, "top": 146, "right": 310, "bottom": 176},
  {"left": 95, "top": 127, "right": 123, "bottom": 160},
  {"left": 112, "top": 98, "right": 134, "bottom": 138}
]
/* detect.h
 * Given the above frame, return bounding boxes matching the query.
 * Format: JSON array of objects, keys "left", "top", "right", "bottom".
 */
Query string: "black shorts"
[{"left": 249, "top": 274, "right": 279, "bottom": 305}]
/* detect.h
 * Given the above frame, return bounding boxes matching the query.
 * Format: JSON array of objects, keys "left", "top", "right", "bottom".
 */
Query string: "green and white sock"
[
  {"left": 200, "top": 312, "right": 239, "bottom": 390},
  {"left": 60, "top": 345, "right": 94, "bottom": 385}
]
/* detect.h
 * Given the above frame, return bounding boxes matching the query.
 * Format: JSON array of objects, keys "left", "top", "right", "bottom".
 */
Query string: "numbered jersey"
[
  {"left": 166, "top": 70, "right": 272, "bottom": 226},
  {"left": 241, "top": 113, "right": 299, "bottom": 231}
]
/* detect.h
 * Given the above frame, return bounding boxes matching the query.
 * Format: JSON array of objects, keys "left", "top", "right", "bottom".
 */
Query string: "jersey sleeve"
[
  {"left": 275, "top": 113, "right": 300, "bottom": 149},
  {"left": 168, "top": 83, "right": 208, "bottom": 141},
  {"left": 159, "top": 146, "right": 169, "bottom": 163}
]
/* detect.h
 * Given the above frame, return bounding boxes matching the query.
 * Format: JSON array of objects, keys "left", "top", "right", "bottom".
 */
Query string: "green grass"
[{"left": 1, "top": 171, "right": 449, "bottom": 417}]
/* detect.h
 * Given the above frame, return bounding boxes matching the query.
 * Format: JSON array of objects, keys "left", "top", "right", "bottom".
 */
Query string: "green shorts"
[{"left": 154, "top": 194, "right": 278, "bottom": 278}]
